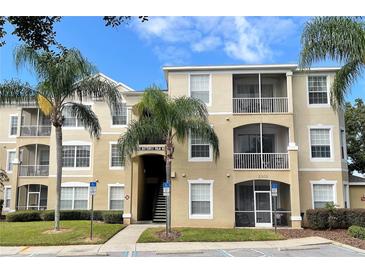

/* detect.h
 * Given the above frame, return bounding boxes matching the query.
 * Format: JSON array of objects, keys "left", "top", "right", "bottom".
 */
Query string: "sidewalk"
[{"left": 1, "top": 224, "right": 363, "bottom": 256}]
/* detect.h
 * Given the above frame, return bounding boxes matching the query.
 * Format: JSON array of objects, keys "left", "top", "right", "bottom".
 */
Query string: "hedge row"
[
  {"left": 6, "top": 210, "right": 123, "bottom": 224},
  {"left": 306, "top": 208, "right": 365, "bottom": 229},
  {"left": 348, "top": 225, "right": 365, "bottom": 240}
]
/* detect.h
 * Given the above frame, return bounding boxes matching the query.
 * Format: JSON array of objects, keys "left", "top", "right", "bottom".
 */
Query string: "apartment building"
[{"left": 1, "top": 65, "right": 355, "bottom": 228}]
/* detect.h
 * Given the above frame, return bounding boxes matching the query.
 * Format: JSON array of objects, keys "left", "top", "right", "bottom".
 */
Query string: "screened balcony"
[
  {"left": 234, "top": 124, "right": 289, "bottom": 169},
  {"left": 20, "top": 108, "right": 51, "bottom": 136},
  {"left": 233, "top": 74, "right": 288, "bottom": 113},
  {"left": 19, "top": 144, "right": 50, "bottom": 176}
]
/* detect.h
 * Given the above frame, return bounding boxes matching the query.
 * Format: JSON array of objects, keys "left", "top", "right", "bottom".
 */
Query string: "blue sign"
[
  {"left": 272, "top": 183, "right": 278, "bottom": 190},
  {"left": 90, "top": 182, "right": 97, "bottom": 187},
  {"left": 163, "top": 181, "right": 170, "bottom": 188}
]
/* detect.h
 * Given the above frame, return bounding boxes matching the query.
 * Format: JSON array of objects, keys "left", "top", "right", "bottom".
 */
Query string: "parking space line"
[
  {"left": 218, "top": 249, "right": 233, "bottom": 257},
  {"left": 250, "top": 249, "right": 266, "bottom": 256}
]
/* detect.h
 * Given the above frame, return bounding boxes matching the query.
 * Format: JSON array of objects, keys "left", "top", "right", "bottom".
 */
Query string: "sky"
[{"left": 0, "top": 16, "right": 364, "bottom": 102}]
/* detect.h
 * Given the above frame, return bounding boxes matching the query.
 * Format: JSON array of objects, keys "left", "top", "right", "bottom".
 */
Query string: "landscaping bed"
[
  {"left": 0, "top": 220, "right": 126, "bottom": 246},
  {"left": 138, "top": 227, "right": 284, "bottom": 243},
  {"left": 279, "top": 229, "right": 365, "bottom": 250}
]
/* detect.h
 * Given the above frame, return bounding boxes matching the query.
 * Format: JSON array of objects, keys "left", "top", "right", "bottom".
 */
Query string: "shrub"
[
  {"left": 102, "top": 211, "right": 123, "bottom": 224},
  {"left": 306, "top": 208, "right": 365, "bottom": 230},
  {"left": 6, "top": 211, "right": 42, "bottom": 222},
  {"left": 348, "top": 225, "right": 365, "bottom": 240}
]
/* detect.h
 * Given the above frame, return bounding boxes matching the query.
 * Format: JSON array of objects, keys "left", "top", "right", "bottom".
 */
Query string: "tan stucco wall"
[{"left": 349, "top": 185, "right": 365, "bottom": 209}]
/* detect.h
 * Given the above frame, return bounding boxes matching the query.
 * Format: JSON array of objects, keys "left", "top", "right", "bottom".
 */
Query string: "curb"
[{"left": 330, "top": 240, "right": 365, "bottom": 255}]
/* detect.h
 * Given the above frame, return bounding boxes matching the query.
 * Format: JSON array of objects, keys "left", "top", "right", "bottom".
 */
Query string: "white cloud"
[{"left": 133, "top": 16, "right": 300, "bottom": 64}]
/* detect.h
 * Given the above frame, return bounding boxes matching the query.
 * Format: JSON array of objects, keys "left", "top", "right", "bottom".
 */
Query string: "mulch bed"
[
  {"left": 155, "top": 230, "right": 182, "bottom": 241},
  {"left": 279, "top": 229, "right": 365, "bottom": 250}
]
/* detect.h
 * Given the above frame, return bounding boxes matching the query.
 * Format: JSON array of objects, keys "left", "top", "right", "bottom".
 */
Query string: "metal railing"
[
  {"left": 234, "top": 153, "right": 289, "bottom": 169},
  {"left": 19, "top": 165, "right": 49, "bottom": 176},
  {"left": 20, "top": 125, "right": 51, "bottom": 136},
  {"left": 233, "top": 97, "right": 288, "bottom": 113}
]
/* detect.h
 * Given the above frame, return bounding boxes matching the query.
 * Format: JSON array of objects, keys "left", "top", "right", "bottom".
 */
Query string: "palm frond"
[
  {"left": 63, "top": 102, "right": 101, "bottom": 137},
  {"left": 0, "top": 79, "right": 36, "bottom": 105},
  {"left": 172, "top": 96, "right": 209, "bottom": 122},
  {"left": 331, "top": 61, "right": 363, "bottom": 107},
  {"left": 118, "top": 117, "right": 165, "bottom": 160},
  {"left": 300, "top": 17, "right": 365, "bottom": 68}
]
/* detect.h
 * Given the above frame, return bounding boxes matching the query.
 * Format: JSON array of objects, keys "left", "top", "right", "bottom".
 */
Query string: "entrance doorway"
[
  {"left": 235, "top": 180, "right": 291, "bottom": 227},
  {"left": 138, "top": 155, "right": 166, "bottom": 221}
]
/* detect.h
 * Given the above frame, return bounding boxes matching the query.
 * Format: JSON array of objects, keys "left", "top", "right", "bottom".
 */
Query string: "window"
[
  {"left": 312, "top": 184, "right": 335, "bottom": 208},
  {"left": 6, "top": 150, "right": 16, "bottom": 172},
  {"left": 62, "top": 145, "right": 90, "bottom": 168},
  {"left": 112, "top": 103, "right": 127, "bottom": 125},
  {"left": 308, "top": 76, "right": 328, "bottom": 105},
  {"left": 190, "top": 131, "right": 211, "bottom": 161},
  {"left": 189, "top": 180, "right": 213, "bottom": 218},
  {"left": 190, "top": 74, "right": 210, "bottom": 104},
  {"left": 110, "top": 143, "right": 122, "bottom": 168},
  {"left": 9, "top": 115, "right": 18, "bottom": 136},
  {"left": 60, "top": 187, "right": 88, "bottom": 210},
  {"left": 340, "top": 129, "right": 346, "bottom": 159},
  {"left": 109, "top": 185, "right": 124, "bottom": 210},
  {"left": 63, "top": 105, "right": 90, "bottom": 127},
  {"left": 4, "top": 187, "right": 11, "bottom": 208},
  {"left": 310, "top": 128, "right": 331, "bottom": 158}
]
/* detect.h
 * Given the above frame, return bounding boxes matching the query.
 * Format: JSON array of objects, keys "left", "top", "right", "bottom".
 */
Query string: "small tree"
[{"left": 118, "top": 87, "right": 219, "bottom": 235}]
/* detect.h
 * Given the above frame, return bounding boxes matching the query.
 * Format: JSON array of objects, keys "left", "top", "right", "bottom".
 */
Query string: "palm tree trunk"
[
  {"left": 165, "top": 139, "right": 173, "bottom": 235},
  {"left": 54, "top": 125, "right": 62, "bottom": 231}
]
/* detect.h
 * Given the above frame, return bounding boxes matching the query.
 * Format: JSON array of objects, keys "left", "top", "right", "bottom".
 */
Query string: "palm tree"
[
  {"left": 0, "top": 169, "right": 9, "bottom": 191},
  {"left": 0, "top": 46, "right": 122, "bottom": 230},
  {"left": 118, "top": 87, "right": 219, "bottom": 235},
  {"left": 300, "top": 17, "right": 365, "bottom": 106}
]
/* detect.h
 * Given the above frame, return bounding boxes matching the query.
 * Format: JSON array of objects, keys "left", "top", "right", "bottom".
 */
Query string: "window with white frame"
[
  {"left": 190, "top": 74, "right": 210, "bottom": 104},
  {"left": 340, "top": 129, "right": 346, "bottom": 159},
  {"left": 63, "top": 105, "right": 90, "bottom": 127},
  {"left": 310, "top": 128, "right": 331, "bottom": 158},
  {"left": 189, "top": 182, "right": 212, "bottom": 218},
  {"left": 60, "top": 186, "right": 89, "bottom": 210},
  {"left": 313, "top": 184, "right": 335, "bottom": 208},
  {"left": 6, "top": 150, "right": 16, "bottom": 172},
  {"left": 308, "top": 76, "right": 328, "bottom": 105},
  {"left": 112, "top": 103, "right": 127, "bottom": 125},
  {"left": 190, "top": 131, "right": 211, "bottom": 160},
  {"left": 62, "top": 145, "right": 90, "bottom": 168},
  {"left": 4, "top": 187, "right": 12, "bottom": 208},
  {"left": 110, "top": 144, "right": 122, "bottom": 168},
  {"left": 9, "top": 115, "right": 18, "bottom": 136},
  {"left": 109, "top": 185, "right": 124, "bottom": 210}
]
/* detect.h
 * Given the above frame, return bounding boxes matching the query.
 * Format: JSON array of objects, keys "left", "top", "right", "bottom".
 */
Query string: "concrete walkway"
[{"left": 1, "top": 224, "right": 364, "bottom": 256}]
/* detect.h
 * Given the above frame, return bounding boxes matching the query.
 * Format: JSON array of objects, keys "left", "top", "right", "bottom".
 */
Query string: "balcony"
[
  {"left": 234, "top": 123, "right": 289, "bottom": 170},
  {"left": 19, "top": 144, "right": 50, "bottom": 177},
  {"left": 233, "top": 74, "right": 288, "bottom": 114},
  {"left": 20, "top": 108, "right": 51, "bottom": 136}
]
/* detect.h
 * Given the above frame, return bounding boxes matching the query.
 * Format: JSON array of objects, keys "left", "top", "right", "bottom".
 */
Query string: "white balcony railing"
[
  {"left": 233, "top": 97, "right": 288, "bottom": 113},
  {"left": 20, "top": 125, "right": 51, "bottom": 136},
  {"left": 234, "top": 153, "right": 289, "bottom": 169},
  {"left": 19, "top": 165, "right": 49, "bottom": 176}
]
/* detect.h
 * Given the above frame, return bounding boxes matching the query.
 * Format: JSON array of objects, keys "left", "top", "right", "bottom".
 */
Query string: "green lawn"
[
  {"left": 138, "top": 227, "right": 284, "bottom": 243},
  {"left": 0, "top": 221, "right": 125, "bottom": 246}
]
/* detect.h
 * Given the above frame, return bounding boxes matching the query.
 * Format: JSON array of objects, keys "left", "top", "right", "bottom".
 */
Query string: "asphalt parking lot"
[{"left": 105, "top": 244, "right": 365, "bottom": 257}]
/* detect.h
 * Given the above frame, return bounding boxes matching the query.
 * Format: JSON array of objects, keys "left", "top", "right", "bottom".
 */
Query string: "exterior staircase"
[{"left": 152, "top": 184, "right": 166, "bottom": 223}]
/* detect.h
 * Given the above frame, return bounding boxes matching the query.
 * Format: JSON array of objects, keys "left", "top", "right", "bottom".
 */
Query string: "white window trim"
[
  {"left": 62, "top": 141, "right": 92, "bottom": 170},
  {"left": 60, "top": 182, "right": 90, "bottom": 210},
  {"left": 107, "top": 183, "right": 125, "bottom": 210},
  {"left": 109, "top": 141, "right": 124, "bottom": 170},
  {"left": 188, "top": 73, "right": 212, "bottom": 107},
  {"left": 110, "top": 102, "right": 129, "bottom": 128},
  {"left": 3, "top": 186, "right": 12, "bottom": 209},
  {"left": 8, "top": 114, "right": 19, "bottom": 138},
  {"left": 306, "top": 74, "right": 331, "bottom": 108},
  {"left": 6, "top": 149, "right": 16, "bottom": 173},
  {"left": 63, "top": 103, "right": 93, "bottom": 130},
  {"left": 308, "top": 125, "right": 334, "bottom": 162},
  {"left": 188, "top": 130, "right": 213, "bottom": 162},
  {"left": 188, "top": 179, "right": 214, "bottom": 219},
  {"left": 310, "top": 179, "right": 337, "bottom": 209},
  {"left": 340, "top": 127, "right": 347, "bottom": 161}
]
